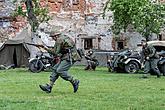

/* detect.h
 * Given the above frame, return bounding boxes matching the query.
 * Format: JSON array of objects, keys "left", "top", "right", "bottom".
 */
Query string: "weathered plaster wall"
[
  {"left": 0, "top": 1, "right": 27, "bottom": 42},
  {"left": 3, "top": 0, "right": 162, "bottom": 52},
  {"left": 37, "top": 0, "right": 114, "bottom": 51}
]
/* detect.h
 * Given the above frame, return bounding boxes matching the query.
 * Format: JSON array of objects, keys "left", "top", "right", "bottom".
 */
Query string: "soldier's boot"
[
  {"left": 71, "top": 79, "right": 80, "bottom": 93},
  {"left": 141, "top": 74, "right": 149, "bottom": 79},
  {"left": 163, "top": 72, "right": 165, "bottom": 76},
  {"left": 84, "top": 65, "right": 90, "bottom": 70},
  {"left": 156, "top": 72, "right": 161, "bottom": 78},
  {"left": 39, "top": 84, "right": 52, "bottom": 93},
  {"left": 140, "top": 72, "right": 149, "bottom": 79},
  {"left": 153, "top": 68, "right": 161, "bottom": 78},
  {"left": 92, "top": 65, "right": 96, "bottom": 71}
]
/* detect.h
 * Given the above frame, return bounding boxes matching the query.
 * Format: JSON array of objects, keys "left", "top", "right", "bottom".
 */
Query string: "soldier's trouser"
[
  {"left": 87, "top": 60, "right": 91, "bottom": 67},
  {"left": 50, "top": 60, "right": 76, "bottom": 84},
  {"left": 88, "top": 60, "right": 95, "bottom": 66},
  {"left": 144, "top": 59, "right": 161, "bottom": 76}
]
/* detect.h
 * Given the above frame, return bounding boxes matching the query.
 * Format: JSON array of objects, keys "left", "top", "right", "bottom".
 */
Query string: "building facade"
[{"left": 1, "top": 0, "right": 164, "bottom": 51}]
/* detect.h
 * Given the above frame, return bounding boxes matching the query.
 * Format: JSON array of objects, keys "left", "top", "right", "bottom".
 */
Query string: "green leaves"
[
  {"left": 11, "top": 5, "right": 26, "bottom": 18},
  {"left": 12, "top": 0, "right": 50, "bottom": 32},
  {"left": 104, "top": 0, "right": 165, "bottom": 40}
]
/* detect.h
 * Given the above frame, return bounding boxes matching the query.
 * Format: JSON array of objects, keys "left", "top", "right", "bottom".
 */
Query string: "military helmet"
[
  {"left": 141, "top": 39, "right": 146, "bottom": 43},
  {"left": 88, "top": 49, "right": 93, "bottom": 54},
  {"left": 141, "top": 39, "right": 147, "bottom": 47},
  {"left": 49, "top": 30, "right": 61, "bottom": 37},
  {"left": 49, "top": 26, "right": 64, "bottom": 37}
]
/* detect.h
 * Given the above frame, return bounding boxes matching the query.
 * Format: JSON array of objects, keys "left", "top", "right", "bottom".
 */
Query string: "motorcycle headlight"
[{"left": 124, "top": 56, "right": 128, "bottom": 59}]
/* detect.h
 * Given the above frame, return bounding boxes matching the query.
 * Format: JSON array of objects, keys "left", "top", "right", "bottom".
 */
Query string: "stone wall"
[
  {"left": 36, "top": 0, "right": 114, "bottom": 52},
  {"left": 0, "top": 0, "right": 27, "bottom": 42},
  {"left": 1, "top": 0, "right": 163, "bottom": 57}
]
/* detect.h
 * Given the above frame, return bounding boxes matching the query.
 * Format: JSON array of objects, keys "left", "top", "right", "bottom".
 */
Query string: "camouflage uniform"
[
  {"left": 84, "top": 50, "right": 98, "bottom": 70},
  {"left": 48, "top": 34, "right": 81, "bottom": 83},
  {"left": 142, "top": 44, "right": 161, "bottom": 78},
  {"left": 39, "top": 33, "right": 81, "bottom": 93}
]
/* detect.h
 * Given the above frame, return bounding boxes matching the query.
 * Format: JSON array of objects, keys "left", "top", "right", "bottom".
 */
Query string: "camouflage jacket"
[
  {"left": 142, "top": 44, "right": 159, "bottom": 59},
  {"left": 47, "top": 34, "right": 81, "bottom": 61}
]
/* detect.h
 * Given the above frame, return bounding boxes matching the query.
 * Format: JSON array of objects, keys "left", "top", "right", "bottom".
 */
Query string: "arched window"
[{"left": 84, "top": 38, "right": 93, "bottom": 50}]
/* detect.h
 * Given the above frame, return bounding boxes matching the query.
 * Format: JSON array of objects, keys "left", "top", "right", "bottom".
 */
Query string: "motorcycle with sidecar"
[{"left": 107, "top": 49, "right": 141, "bottom": 73}]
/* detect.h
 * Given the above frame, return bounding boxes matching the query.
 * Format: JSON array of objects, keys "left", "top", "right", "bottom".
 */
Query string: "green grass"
[{"left": 0, "top": 66, "right": 165, "bottom": 110}]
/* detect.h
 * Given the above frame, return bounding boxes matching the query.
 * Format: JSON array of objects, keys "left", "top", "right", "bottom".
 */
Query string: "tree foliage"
[
  {"left": 103, "top": 0, "right": 165, "bottom": 41},
  {"left": 12, "top": 0, "right": 50, "bottom": 32}
]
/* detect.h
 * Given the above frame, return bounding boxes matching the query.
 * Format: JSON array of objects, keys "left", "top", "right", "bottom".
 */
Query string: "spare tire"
[{"left": 125, "top": 61, "right": 140, "bottom": 73}]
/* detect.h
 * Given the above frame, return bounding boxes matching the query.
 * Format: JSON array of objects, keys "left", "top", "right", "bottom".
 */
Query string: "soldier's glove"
[{"left": 146, "top": 57, "right": 149, "bottom": 60}]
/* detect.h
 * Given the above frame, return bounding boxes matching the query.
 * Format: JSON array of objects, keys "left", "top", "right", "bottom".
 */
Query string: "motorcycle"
[
  {"left": 29, "top": 51, "right": 59, "bottom": 73},
  {"left": 107, "top": 49, "right": 141, "bottom": 73}
]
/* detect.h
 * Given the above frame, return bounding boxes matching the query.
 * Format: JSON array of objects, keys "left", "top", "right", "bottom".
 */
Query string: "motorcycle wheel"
[
  {"left": 29, "top": 59, "right": 44, "bottom": 73},
  {"left": 125, "top": 61, "right": 140, "bottom": 73}
]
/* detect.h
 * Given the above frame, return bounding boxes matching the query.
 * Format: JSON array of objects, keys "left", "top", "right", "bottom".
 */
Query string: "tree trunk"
[{"left": 25, "top": 0, "right": 39, "bottom": 32}]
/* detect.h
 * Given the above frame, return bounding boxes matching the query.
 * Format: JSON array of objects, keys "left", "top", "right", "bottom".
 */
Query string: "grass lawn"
[{"left": 0, "top": 66, "right": 165, "bottom": 110}]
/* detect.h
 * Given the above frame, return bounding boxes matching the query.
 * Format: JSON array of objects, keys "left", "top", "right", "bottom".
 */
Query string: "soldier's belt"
[{"left": 60, "top": 48, "right": 74, "bottom": 54}]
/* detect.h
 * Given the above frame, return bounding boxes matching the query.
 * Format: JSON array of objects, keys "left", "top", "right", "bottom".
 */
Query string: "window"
[
  {"left": 117, "top": 42, "right": 124, "bottom": 50},
  {"left": 158, "top": 34, "right": 162, "bottom": 41},
  {"left": 0, "top": 20, "right": 10, "bottom": 28},
  {"left": 84, "top": 38, "right": 93, "bottom": 50},
  {"left": 98, "top": 38, "right": 101, "bottom": 49}
]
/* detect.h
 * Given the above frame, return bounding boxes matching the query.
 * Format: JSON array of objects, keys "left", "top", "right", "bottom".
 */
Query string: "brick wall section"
[
  {"left": 0, "top": 16, "right": 27, "bottom": 42},
  {"left": 11, "top": 16, "right": 27, "bottom": 33},
  {"left": 78, "top": 0, "right": 86, "bottom": 13},
  {"left": 48, "top": 2, "right": 62, "bottom": 12},
  {"left": 39, "top": 0, "right": 87, "bottom": 13}
]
